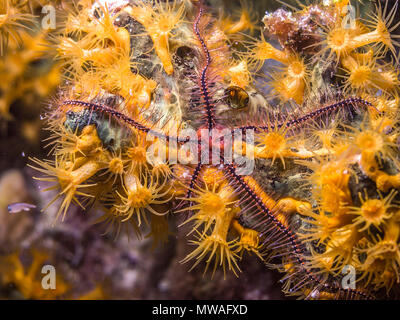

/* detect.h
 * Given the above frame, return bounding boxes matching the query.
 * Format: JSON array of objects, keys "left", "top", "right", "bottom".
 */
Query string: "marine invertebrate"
[
  {"left": 0, "top": 248, "right": 112, "bottom": 300},
  {"left": 356, "top": 218, "right": 400, "bottom": 292},
  {"left": 0, "top": 0, "right": 34, "bottom": 55},
  {"left": 30, "top": 155, "right": 103, "bottom": 223},
  {"left": 340, "top": 54, "right": 400, "bottom": 94},
  {"left": 0, "top": 0, "right": 61, "bottom": 136},
  {"left": 0, "top": 28, "right": 60, "bottom": 120},
  {"left": 348, "top": 189, "right": 398, "bottom": 232},
  {"left": 115, "top": 172, "right": 172, "bottom": 225},
  {"left": 126, "top": 0, "right": 186, "bottom": 75},
  {"left": 317, "top": 1, "right": 400, "bottom": 62},
  {"left": 29, "top": 0, "right": 400, "bottom": 300}
]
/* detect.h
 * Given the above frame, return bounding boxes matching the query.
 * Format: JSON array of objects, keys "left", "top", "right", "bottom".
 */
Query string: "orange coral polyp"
[
  {"left": 349, "top": 190, "right": 398, "bottom": 231},
  {"left": 117, "top": 172, "right": 171, "bottom": 225},
  {"left": 232, "top": 220, "right": 262, "bottom": 259},
  {"left": 108, "top": 157, "right": 124, "bottom": 175},
  {"left": 182, "top": 207, "right": 241, "bottom": 278},
  {"left": 308, "top": 225, "right": 360, "bottom": 274},
  {"left": 272, "top": 74, "right": 305, "bottom": 104},
  {"left": 320, "top": 184, "right": 351, "bottom": 215},
  {"left": 200, "top": 192, "right": 226, "bottom": 215},
  {"left": 255, "top": 127, "right": 294, "bottom": 168},
  {"left": 201, "top": 167, "right": 226, "bottom": 189},
  {"left": 183, "top": 182, "right": 236, "bottom": 219},
  {"left": 372, "top": 70, "right": 400, "bottom": 92},
  {"left": 128, "top": 0, "right": 186, "bottom": 75},
  {"left": 356, "top": 130, "right": 384, "bottom": 154},
  {"left": 126, "top": 140, "right": 149, "bottom": 175},
  {"left": 341, "top": 54, "right": 399, "bottom": 93},
  {"left": 326, "top": 27, "right": 352, "bottom": 59},
  {"left": 226, "top": 60, "right": 251, "bottom": 88},
  {"left": 348, "top": 65, "right": 372, "bottom": 88},
  {"left": 30, "top": 157, "right": 101, "bottom": 223},
  {"left": 286, "top": 58, "right": 307, "bottom": 80},
  {"left": 256, "top": 41, "right": 287, "bottom": 63},
  {"left": 312, "top": 160, "right": 350, "bottom": 190},
  {"left": 359, "top": 220, "right": 400, "bottom": 291}
]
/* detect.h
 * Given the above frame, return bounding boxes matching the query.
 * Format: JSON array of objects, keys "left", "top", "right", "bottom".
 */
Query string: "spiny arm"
[
  {"left": 61, "top": 100, "right": 189, "bottom": 143},
  {"left": 193, "top": 6, "right": 216, "bottom": 130},
  {"left": 232, "top": 98, "right": 375, "bottom": 134}
]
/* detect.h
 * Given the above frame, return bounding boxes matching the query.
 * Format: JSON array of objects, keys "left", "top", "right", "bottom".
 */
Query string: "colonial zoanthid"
[{"left": 30, "top": 0, "right": 400, "bottom": 299}]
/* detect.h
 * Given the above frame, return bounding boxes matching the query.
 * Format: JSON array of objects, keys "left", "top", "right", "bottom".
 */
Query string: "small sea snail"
[{"left": 225, "top": 86, "right": 250, "bottom": 110}]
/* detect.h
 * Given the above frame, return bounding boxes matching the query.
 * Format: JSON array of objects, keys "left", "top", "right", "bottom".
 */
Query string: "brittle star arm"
[
  {"left": 184, "top": 162, "right": 203, "bottom": 201},
  {"left": 193, "top": 6, "right": 217, "bottom": 130},
  {"left": 231, "top": 97, "right": 375, "bottom": 134},
  {"left": 61, "top": 100, "right": 189, "bottom": 143}
]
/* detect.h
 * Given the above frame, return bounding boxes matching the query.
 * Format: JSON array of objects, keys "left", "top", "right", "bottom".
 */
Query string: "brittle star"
[{"left": 59, "top": 4, "right": 375, "bottom": 299}]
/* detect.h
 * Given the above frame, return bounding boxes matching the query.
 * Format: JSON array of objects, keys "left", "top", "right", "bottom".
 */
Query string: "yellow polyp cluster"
[
  {"left": 232, "top": 220, "right": 262, "bottom": 260},
  {"left": 309, "top": 117, "right": 341, "bottom": 154},
  {"left": 333, "top": 0, "right": 351, "bottom": 13},
  {"left": 30, "top": 156, "right": 102, "bottom": 223},
  {"left": 27, "top": 2, "right": 190, "bottom": 250},
  {"left": 125, "top": 133, "right": 151, "bottom": 175},
  {"left": 180, "top": 172, "right": 266, "bottom": 278},
  {"left": 239, "top": 33, "right": 309, "bottom": 103},
  {"left": 101, "top": 150, "right": 126, "bottom": 183},
  {"left": 225, "top": 60, "right": 252, "bottom": 89},
  {"left": 318, "top": 1, "right": 400, "bottom": 96},
  {"left": 299, "top": 156, "right": 353, "bottom": 237},
  {"left": 116, "top": 172, "right": 172, "bottom": 226},
  {"left": 356, "top": 218, "right": 400, "bottom": 292},
  {"left": 297, "top": 111, "right": 400, "bottom": 292},
  {"left": 341, "top": 54, "right": 400, "bottom": 95},
  {"left": 244, "top": 33, "right": 289, "bottom": 70},
  {"left": 0, "top": 0, "right": 34, "bottom": 54},
  {"left": 0, "top": 248, "right": 110, "bottom": 299},
  {"left": 57, "top": 1, "right": 156, "bottom": 110},
  {"left": 269, "top": 56, "right": 309, "bottom": 105},
  {"left": 252, "top": 120, "right": 325, "bottom": 168},
  {"left": 254, "top": 125, "right": 293, "bottom": 169},
  {"left": 179, "top": 175, "right": 235, "bottom": 232},
  {"left": 323, "top": 2, "right": 399, "bottom": 60},
  {"left": 125, "top": 0, "right": 186, "bottom": 75},
  {"left": 60, "top": 1, "right": 130, "bottom": 57},
  {"left": 0, "top": 17, "right": 60, "bottom": 121},
  {"left": 347, "top": 115, "right": 400, "bottom": 193},
  {"left": 32, "top": 114, "right": 175, "bottom": 243},
  {"left": 94, "top": 53, "right": 157, "bottom": 108}
]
